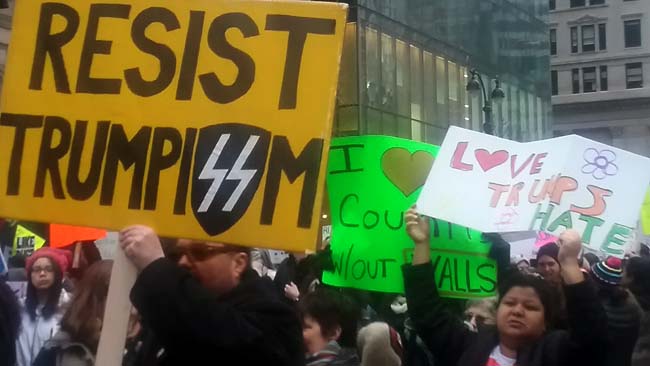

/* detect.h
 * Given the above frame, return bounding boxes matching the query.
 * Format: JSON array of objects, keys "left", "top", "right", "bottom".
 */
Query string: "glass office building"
[{"left": 332, "top": 0, "right": 551, "bottom": 144}]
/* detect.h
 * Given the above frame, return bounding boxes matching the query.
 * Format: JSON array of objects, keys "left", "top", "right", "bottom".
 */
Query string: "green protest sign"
[{"left": 322, "top": 136, "right": 496, "bottom": 299}]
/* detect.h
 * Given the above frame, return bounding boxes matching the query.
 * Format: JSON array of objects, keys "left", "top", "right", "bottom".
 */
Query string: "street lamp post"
[{"left": 465, "top": 69, "right": 505, "bottom": 135}]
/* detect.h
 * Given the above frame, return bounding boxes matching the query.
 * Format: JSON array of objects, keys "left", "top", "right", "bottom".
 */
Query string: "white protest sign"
[{"left": 418, "top": 126, "right": 650, "bottom": 257}]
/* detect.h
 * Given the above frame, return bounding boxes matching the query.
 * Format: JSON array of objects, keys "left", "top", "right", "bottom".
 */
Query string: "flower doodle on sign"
[{"left": 582, "top": 148, "right": 618, "bottom": 180}]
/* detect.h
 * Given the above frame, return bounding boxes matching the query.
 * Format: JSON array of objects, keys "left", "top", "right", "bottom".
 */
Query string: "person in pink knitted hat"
[{"left": 15, "top": 247, "right": 72, "bottom": 366}]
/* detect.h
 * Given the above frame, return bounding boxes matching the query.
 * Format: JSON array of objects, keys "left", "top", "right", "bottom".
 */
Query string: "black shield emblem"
[{"left": 191, "top": 123, "right": 271, "bottom": 236}]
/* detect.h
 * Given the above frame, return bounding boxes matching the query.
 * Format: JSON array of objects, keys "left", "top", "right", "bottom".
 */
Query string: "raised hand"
[
  {"left": 405, "top": 205, "right": 430, "bottom": 246},
  {"left": 405, "top": 205, "right": 431, "bottom": 265},
  {"left": 557, "top": 229, "right": 582, "bottom": 265},
  {"left": 557, "top": 229, "right": 584, "bottom": 285}
]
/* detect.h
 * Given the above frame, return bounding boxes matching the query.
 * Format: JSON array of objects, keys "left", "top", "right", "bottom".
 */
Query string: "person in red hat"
[{"left": 15, "top": 247, "right": 72, "bottom": 366}]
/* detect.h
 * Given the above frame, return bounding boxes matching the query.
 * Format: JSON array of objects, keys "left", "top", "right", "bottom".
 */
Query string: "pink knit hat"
[{"left": 26, "top": 247, "right": 72, "bottom": 274}]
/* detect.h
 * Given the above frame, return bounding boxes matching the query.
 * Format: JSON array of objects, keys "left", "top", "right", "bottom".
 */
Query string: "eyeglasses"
[
  {"left": 177, "top": 243, "right": 244, "bottom": 262},
  {"left": 31, "top": 266, "right": 54, "bottom": 274}
]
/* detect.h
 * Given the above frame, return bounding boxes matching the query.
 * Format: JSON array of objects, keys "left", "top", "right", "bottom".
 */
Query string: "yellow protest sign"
[
  {"left": 642, "top": 189, "right": 650, "bottom": 235},
  {"left": 13, "top": 225, "right": 46, "bottom": 256},
  {"left": 0, "top": 0, "right": 348, "bottom": 251}
]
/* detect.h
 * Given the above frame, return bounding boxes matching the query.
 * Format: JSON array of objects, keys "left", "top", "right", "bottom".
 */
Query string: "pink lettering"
[
  {"left": 488, "top": 183, "right": 510, "bottom": 207},
  {"left": 450, "top": 142, "right": 473, "bottom": 171},
  {"left": 510, "top": 154, "right": 535, "bottom": 178},
  {"left": 530, "top": 153, "right": 548, "bottom": 175}
]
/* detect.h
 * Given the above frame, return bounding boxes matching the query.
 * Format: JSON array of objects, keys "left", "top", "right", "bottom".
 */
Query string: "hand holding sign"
[
  {"left": 322, "top": 136, "right": 497, "bottom": 298},
  {"left": 119, "top": 226, "right": 165, "bottom": 271},
  {"left": 405, "top": 206, "right": 429, "bottom": 246}
]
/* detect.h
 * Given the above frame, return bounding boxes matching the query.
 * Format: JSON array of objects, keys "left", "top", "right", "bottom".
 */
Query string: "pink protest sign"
[
  {"left": 417, "top": 127, "right": 650, "bottom": 257},
  {"left": 534, "top": 232, "right": 557, "bottom": 248}
]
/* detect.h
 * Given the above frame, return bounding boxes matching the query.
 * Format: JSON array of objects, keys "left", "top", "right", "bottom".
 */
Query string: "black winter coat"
[
  {"left": 130, "top": 258, "right": 305, "bottom": 366},
  {"left": 403, "top": 262, "right": 608, "bottom": 366},
  {"left": 600, "top": 294, "right": 642, "bottom": 366}
]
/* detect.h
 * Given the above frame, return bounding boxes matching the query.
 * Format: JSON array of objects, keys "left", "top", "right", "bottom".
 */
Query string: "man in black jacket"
[{"left": 119, "top": 225, "right": 304, "bottom": 366}]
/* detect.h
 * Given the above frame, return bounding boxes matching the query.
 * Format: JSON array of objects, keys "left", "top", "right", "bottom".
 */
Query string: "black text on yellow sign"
[{"left": 0, "top": 0, "right": 348, "bottom": 252}]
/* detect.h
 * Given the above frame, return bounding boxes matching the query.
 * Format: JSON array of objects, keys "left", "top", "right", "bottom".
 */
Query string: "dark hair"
[
  {"left": 8, "top": 255, "right": 26, "bottom": 268},
  {"left": 583, "top": 253, "right": 600, "bottom": 267},
  {"left": 25, "top": 256, "right": 63, "bottom": 321},
  {"left": 640, "top": 244, "right": 650, "bottom": 257},
  {"left": 498, "top": 272, "right": 555, "bottom": 330},
  {"left": 0, "top": 281, "right": 21, "bottom": 365},
  {"left": 61, "top": 260, "right": 113, "bottom": 352},
  {"left": 159, "top": 237, "right": 182, "bottom": 263},
  {"left": 626, "top": 257, "right": 650, "bottom": 310},
  {"left": 300, "top": 288, "right": 360, "bottom": 348}
]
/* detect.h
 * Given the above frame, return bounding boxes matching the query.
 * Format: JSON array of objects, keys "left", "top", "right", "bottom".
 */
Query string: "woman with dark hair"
[
  {"left": 33, "top": 260, "right": 113, "bottom": 366},
  {"left": 1, "top": 281, "right": 21, "bottom": 366},
  {"left": 16, "top": 248, "right": 72, "bottom": 366},
  {"left": 300, "top": 288, "right": 361, "bottom": 366},
  {"left": 402, "top": 207, "right": 608, "bottom": 366},
  {"left": 589, "top": 257, "right": 642, "bottom": 366}
]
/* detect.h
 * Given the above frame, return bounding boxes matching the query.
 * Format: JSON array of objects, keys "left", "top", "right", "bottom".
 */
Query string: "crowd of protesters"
[{"left": 0, "top": 211, "right": 649, "bottom": 366}]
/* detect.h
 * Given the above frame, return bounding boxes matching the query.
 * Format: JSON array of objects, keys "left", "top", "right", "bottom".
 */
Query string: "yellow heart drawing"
[{"left": 381, "top": 148, "right": 435, "bottom": 197}]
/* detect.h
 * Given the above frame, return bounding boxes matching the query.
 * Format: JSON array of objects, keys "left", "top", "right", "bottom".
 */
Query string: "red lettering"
[
  {"left": 570, "top": 185, "right": 612, "bottom": 216},
  {"left": 550, "top": 176, "right": 578, "bottom": 204},
  {"left": 528, "top": 175, "right": 557, "bottom": 203}
]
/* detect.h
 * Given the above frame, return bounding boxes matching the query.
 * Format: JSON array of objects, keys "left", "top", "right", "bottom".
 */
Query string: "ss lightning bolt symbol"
[{"left": 197, "top": 134, "right": 260, "bottom": 213}]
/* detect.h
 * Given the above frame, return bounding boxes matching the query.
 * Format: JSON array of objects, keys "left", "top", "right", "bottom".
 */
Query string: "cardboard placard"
[
  {"left": 12, "top": 224, "right": 46, "bottom": 256},
  {"left": 0, "top": 0, "right": 348, "bottom": 252},
  {"left": 641, "top": 189, "right": 650, "bottom": 235},
  {"left": 322, "top": 136, "right": 496, "bottom": 298},
  {"left": 418, "top": 127, "right": 650, "bottom": 257},
  {"left": 50, "top": 224, "right": 106, "bottom": 248}
]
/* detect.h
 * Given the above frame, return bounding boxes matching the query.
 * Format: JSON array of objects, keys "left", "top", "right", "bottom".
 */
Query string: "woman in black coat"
[
  {"left": 401, "top": 207, "right": 608, "bottom": 366},
  {"left": 0, "top": 280, "right": 21, "bottom": 366}
]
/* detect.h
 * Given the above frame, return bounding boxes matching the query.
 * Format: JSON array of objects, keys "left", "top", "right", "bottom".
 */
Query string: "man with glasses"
[{"left": 119, "top": 225, "right": 304, "bottom": 366}]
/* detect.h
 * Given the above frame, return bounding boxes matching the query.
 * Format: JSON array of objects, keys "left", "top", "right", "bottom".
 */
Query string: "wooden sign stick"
[{"left": 96, "top": 246, "right": 138, "bottom": 366}]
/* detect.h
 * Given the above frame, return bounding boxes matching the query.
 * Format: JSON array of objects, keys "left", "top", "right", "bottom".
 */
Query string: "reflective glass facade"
[{"left": 333, "top": 0, "right": 551, "bottom": 144}]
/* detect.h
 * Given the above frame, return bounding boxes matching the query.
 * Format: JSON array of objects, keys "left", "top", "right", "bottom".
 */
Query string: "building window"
[
  {"left": 581, "top": 25, "right": 595, "bottom": 52},
  {"left": 598, "top": 24, "right": 607, "bottom": 50},
  {"left": 626, "top": 62, "right": 643, "bottom": 89},
  {"left": 550, "top": 0, "right": 556, "bottom": 10},
  {"left": 583, "top": 67, "right": 597, "bottom": 92},
  {"left": 570, "top": 0, "right": 586, "bottom": 7},
  {"left": 600, "top": 66, "right": 608, "bottom": 91},
  {"left": 624, "top": 20, "right": 641, "bottom": 48},
  {"left": 572, "top": 69, "right": 580, "bottom": 93},
  {"left": 571, "top": 27, "right": 578, "bottom": 53},
  {"left": 551, "top": 70, "right": 558, "bottom": 95},
  {"left": 590, "top": 0, "right": 605, "bottom": 5},
  {"left": 550, "top": 29, "right": 557, "bottom": 55}
]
